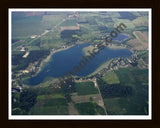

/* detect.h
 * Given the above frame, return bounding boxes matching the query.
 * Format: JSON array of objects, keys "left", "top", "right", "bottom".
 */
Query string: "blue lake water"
[
  {"left": 25, "top": 43, "right": 132, "bottom": 85},
  {"left": 113, "top": 33, "right": 129, "bottom": 41}
]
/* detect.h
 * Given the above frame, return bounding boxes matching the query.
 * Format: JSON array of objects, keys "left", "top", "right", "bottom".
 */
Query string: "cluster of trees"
[
  {"left": 19, "top": 89, "right": 37, "bottom": 112},
  {"left": 12, "top": 86, "right": 63, "bottom": 115},
  {"left": 12, "top": 89, "right": 37, "bottom": 115},
  {"left": 12, "top": 39, "right": 20, "bottom": 44},
  {"left": 12, "top": 52, "right": 25, "bottom": 65},
  {"left": 85, "top": 16, "right": 97, "bottom": 25},
  {"left": 97, "top": 78, "right": 133, "bottom": 98},
  {"left": 60, "top": 29, "right": 85, "bottom": 44},
  {"left": 59, "top": 78, "right": 76, "bottom": 102},
  {"left": 61, "top": 30, "right": 80, "bottom": 38},
  {"left": 98, "top": 25, "right": 108, "bottom": 33},
  {"left": 12, "top": 50, "right": 50, "bottom": 71}
]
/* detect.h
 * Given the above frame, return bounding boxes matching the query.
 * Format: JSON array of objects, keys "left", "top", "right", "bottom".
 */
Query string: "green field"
[
  {"left": 30, "top": 98, "right": 68, "bottom": 115},
  {"left": 138, "top": 50, "right": 148, "bottom": 64},
  {"left": 59, "top": 19, "right": 77, "bottom": 26},
  {"left": 37, "top": 94, "right": 65, "bottom": 100},
  {"left": 12, "top": 15, "right": 44, "bottom": 38},
  {"left": 12, "top": 13, "right": 67, "bottom": 38},
  {"left": 133, "top": 16, "right": 148, "bottom": 26},
  {"left": 115, "top": 67, "right": 148, "bottom": 86},
  {"left": 41, "top": 14, "right": 66, "bottom": 29},
  {"left": 75, "top": 81, "right": 98, "bottom": 95},
  {"left": 102, "top": 71, "right": 120, "bottom": 84},
  {"left": 75, "top": 102, "right": 105, "bottom": 115},
  {"left": 104, "top": 92, "right": 148, "bottom": 115},
  {"left": 112, "top": 18, "right": 135, "bottom": 29},
  {"left": 115, "top": 68, "right": 136, "bottom": 86},
  {"left": 30, "top": 106, "right": 68, "bottom": 115},
  {"left": 34, "top": 31, "right": 64, "bottom": 50},
  {"left": 98, "top": 67, "right": 149, "bottom": 115}
]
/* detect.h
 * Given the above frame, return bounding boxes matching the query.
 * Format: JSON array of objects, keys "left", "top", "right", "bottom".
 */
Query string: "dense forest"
[
  {"left": 97, "top": 78, "right": 133, "bottom": 98},
  {"left": 12, "top": 89, "right": 37, "bottom": 115},
  {"left": 12, "top": 50, "right": 50, "bottom": 71}
]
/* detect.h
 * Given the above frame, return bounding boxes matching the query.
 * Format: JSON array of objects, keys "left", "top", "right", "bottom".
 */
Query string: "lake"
[
  {"left": 25, "top": 43, "right": 132, "bottom": 85},
  {"left": 113, "top": 33, "right": 129, "bottom": 41}
]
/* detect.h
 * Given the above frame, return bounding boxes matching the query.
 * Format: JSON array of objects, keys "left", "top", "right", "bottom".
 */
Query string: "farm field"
[
  {"left": 75, "top": 81, "right": 98, "bottom": 95},
  {"left": 41, "top": 14, "right": 66, "bottom": 29},
  {"left": 75, "top": 102, "right": 106, "bottom": 115},
  {"left": 12, "top": 14, "right": 46, "bottom": 38},
  {"left": 97, "top": 67, "right": 148, "bottom": 115},
  {"left": 59, "top": 19, "right": 77, "bottom": 27},
  {"left": 30, "top": 98, "right": 69, "bottom": 115},
  {"left": 102, "top": 71, "right": 120, "bottom": 84},
  {"left": 133, "top": 16, "right": 148, "bottom": 26},
  {"left": 127, "top": 31, "right": 148, "bottom": 50},
  {"left": 71, "top": 93, "right": 101, "bottom": 104}
]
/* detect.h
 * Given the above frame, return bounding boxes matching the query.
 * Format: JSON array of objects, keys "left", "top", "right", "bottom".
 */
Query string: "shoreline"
[
  {"left": 32, "top": 45, "right": 75, "bottom": 77},
  {"left": 87, "top": 59, "right": 113, "bottom": 77},
  {"left": 23, "top": 43, "right": 133, "bottom": 86},
  {"left": 107, "top": 44, "right": 126, "bottom": 49},
  {"left": 22, "top": 45, "right": 75, "bottom": 87}
]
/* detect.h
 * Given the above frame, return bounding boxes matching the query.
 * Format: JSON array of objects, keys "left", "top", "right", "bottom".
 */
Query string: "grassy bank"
[{"left": 87, "top": 59, "right": 112, "bottom": 77}]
